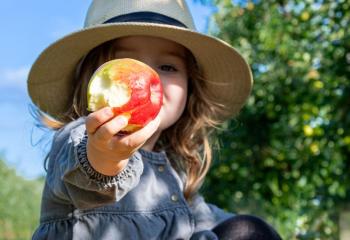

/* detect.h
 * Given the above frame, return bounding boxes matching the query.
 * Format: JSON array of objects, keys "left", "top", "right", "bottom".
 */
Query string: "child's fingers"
[
  {"left": 85, "top": 107, "right": 114, "bottom": 134},
  {"left": 93, "top": 115, "right": 129, "bottom": 142},
  {"left": 131, "top": 114, "right": 161, "bottom": 141},
  {"left": 111, "top": 114, "right": 161, "bottom": 149}
]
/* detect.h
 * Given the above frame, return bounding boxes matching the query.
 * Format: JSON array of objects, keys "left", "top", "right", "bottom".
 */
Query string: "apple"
[{"left": 87, "top": 58, "right": 163, "bottom": 133}]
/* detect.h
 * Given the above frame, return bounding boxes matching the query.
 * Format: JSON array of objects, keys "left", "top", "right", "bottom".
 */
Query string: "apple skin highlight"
[{"left": 87, "top": 58, "right": 163, "bottom": 133}]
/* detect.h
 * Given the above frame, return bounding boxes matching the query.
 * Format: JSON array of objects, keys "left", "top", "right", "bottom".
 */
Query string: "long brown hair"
[{"left": 37, "top": 38, "right": 228, "bottom": 200}]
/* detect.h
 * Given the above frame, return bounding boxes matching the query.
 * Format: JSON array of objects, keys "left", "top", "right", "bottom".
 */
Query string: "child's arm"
[
  {"left": 45, "top": 108, "right": 160, "bottom": 209},
  {"left": 85, "top": 107, "right": 160, "bottom": 176},
  {"left": 190, "top": 194, "right": 234, "bottom": 236}
]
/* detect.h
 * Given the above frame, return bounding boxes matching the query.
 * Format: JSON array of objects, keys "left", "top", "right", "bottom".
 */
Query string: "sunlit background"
[{"left": 1, "top": 1, "right": 349, "bottom": 239}]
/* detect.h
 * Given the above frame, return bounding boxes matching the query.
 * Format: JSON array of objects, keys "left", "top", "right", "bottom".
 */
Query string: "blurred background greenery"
[
  {"left": 201, "top": 0, "right": 350, "bottom": 239},
  {"left": 0, "top": 159, "right": 42, "bottom": 239},
  {"left": 0, "top": 0, "right": 349, "bottom": 239}
]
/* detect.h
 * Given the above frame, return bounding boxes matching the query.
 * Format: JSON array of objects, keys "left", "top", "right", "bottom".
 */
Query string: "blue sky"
[{"left": 0, "top": 1, "right": 214, "bottom": 179}]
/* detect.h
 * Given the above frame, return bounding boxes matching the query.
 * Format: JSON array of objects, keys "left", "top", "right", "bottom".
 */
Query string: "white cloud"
[{"left": 0, "top": 66, "right": 30, "bottom": 91}]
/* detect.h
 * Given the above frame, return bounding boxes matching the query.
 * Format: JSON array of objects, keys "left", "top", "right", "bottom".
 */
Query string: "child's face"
[{"left": 113, "top": 36, "right": 188, "bottom": 132}]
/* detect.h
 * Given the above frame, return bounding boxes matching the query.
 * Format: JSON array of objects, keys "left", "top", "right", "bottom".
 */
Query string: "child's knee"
[{"left": 212, "top": 214, "right": 282, "bottom": 240}]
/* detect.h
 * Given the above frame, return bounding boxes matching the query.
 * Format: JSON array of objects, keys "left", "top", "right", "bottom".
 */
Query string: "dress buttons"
[
  {"left": 158, "top": 166, "right": 165, "bottom": 172},
  {"left": 171, "top": 194, "right": 179, "bottom": 202}
]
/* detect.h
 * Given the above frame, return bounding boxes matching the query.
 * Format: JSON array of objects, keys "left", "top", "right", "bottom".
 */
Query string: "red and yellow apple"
[{"left": 87, "top": 58, "right": 163, "bottom": 133}]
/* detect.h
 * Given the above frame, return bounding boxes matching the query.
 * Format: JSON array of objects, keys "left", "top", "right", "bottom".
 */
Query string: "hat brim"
[{"left": 28, "top": 22, "right": 253, "bottom": 120}]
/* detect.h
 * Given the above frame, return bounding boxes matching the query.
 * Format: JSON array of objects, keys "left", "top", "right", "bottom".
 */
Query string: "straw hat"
[{"left": 28, "top": 0, "right": 253, "bottom": 120}]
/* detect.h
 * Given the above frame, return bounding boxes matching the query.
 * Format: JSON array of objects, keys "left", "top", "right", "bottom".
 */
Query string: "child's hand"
[{"left": 85, "top": 107, "right": 160, "bottom": 176}]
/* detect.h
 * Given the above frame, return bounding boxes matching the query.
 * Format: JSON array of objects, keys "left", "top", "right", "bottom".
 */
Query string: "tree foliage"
[
  {"left": 0, "top": 158, "right": 43, "bottom": 239},
  {"left": 202, "top": 0, "right": 350, "bottom": 239}
]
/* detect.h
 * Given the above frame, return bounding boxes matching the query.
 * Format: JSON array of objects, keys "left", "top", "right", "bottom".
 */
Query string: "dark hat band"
[{"left": 103, "top": 11, "right": 188, "bottom": 28}]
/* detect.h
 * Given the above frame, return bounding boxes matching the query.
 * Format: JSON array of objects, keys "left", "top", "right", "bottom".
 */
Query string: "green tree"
[
  {"left": 0, "top": 158, "right": 44, "bottom": 239},
  {"left": 201, "top": 0, "right": 350, "bottom": 239}
]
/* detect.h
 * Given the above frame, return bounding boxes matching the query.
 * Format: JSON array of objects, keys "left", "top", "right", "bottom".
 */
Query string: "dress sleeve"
[
  {"left": 190, "top": 194, "right": 234, "bottom": 236},
  {"left": 45, "top": 117, "right": 144, "bottom": 209}
]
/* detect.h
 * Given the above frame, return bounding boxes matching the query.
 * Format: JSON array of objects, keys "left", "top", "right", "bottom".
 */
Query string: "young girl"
[{"left": 29, "top": 0, "right": 282, "bottom": 239}]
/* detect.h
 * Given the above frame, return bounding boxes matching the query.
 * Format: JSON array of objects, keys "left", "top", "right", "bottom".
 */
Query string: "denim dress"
[{"left": 32, "top": 117, "right": 233, "bottom": 240}]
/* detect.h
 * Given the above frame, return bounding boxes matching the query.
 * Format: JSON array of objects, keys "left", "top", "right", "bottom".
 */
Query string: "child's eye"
[{"left": 159, "top": 65, "right": 178, "bottom": 72}]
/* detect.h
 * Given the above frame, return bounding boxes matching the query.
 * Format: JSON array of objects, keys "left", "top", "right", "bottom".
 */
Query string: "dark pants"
[{"left": 212, "top": 215, "right": 282, "bottom": 240}]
